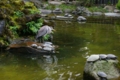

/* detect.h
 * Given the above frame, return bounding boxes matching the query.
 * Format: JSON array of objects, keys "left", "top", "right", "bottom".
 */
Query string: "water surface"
[{"left": 0, "top": 20, "right": 120, "bottom": 80}]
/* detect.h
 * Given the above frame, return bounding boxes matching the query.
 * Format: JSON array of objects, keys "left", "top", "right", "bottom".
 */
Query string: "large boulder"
[{"left": 83, "top": 54, "right": 120, "bottom": 80}]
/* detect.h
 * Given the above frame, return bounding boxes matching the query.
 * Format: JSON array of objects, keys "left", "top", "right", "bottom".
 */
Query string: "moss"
[
  {"left": 24, "top": 2, "right": 40, "bottom": 14},
  {"left": 24, "top": 2, "right": 35, "bottom": 8},
  {"left": 0, "top": 37, "right": 9, "bottom": 46},
  {"left": 0, "top": 0, "right": 43, "bottom": 47}
]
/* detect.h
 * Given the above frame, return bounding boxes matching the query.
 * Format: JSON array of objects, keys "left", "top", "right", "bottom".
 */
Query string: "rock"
[
  {"left": 77, "top": 16, "right": 86, "bottom": 21},
  {"left": 104, "top": 13, "right": 120, "bottom": 17},
  {"left": 83, "top": 54, "right": 120, "bottom": 80},
  {"left": 52, "top": 8, "right": 63, "bottom": 15},
  {"left": 0, "top": 20, "right": 5, "bottom": 35},
  {"left": 23, "top": 0, "right": 43, "bottom": 8},
  {"left": 114, "top": 9, "right": 120, "bottom": 13},
  {"left": 42, "top": 4, "right": 49, "bottom": 9},
  {"left": 52, "top": 15, "right": 73, "bottom": 20},
  {"left": 83, "top": 8, "right": 92, "bottom": 16},
  {"left": 72, "top": 6, "right": 86, "bottom": 15},
  {"left": 7, "top": 39, "right": 58, "bottom": 55},
  {"left": 104, "top": 5, "right": 115, "bottom": 12},
  {"left": 48, "top": 1, "right": 62, "bottom": 5},
  {"left": 71, "top": 1, "right": 79, "bottom": 5},
  {"left": 92, "top": 12, "right": 103, "bottom": 16},
  {"left": 40, "top": 9, "right": 52, "bottom": 15},
  {"left": 64, "top": 9, "right": 72, "bottom": 13},
  {"left": 0, "top": 0, "right": 42, "bottom": 48}
]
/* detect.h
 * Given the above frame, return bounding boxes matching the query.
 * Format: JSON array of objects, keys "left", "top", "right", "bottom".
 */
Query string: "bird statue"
[{"left": 35, "top": 25, "right": 54, "bottom": 43}]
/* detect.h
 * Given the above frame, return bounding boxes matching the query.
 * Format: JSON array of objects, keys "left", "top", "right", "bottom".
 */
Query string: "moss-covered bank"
[{"left": 0, "top": 0, "right": 43, "bottom": 48}]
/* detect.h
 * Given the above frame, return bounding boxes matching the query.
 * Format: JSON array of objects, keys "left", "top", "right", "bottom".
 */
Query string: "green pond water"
[{"left": 0, "top": 20, "right": 120, "bottom": 80}]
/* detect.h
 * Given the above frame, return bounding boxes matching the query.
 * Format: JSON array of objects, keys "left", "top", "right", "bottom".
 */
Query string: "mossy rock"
[
  {"left": 24, "top": 2, "right": 35, "bottom": 9},
  {"left": 15, "top": 17, "right": 26, "bottom": 25},
  {"left": 22, "top": 9, "right": 31, "bottom": 15},
  {"left": 84, "top": 60, "right": 120, "bottom": 80}
]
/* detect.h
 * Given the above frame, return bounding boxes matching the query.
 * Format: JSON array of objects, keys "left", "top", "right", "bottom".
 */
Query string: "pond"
[{"left": 0, "top": 18, "right": 120, "bottom": 80}]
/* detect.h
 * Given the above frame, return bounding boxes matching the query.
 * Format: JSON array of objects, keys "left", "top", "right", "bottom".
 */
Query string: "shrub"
[
  {"left": 88, "top": 6, "right": 108, "bottom": 12},
  {"left": 116, "top": 0, "right": 120, "bottom": 9}
]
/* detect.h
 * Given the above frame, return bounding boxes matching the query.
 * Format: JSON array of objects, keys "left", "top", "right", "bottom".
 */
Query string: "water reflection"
[
  {"left": 36, "top": 54, "right": 82, "bottom": 80},
  {"left": 37, "top": 55, "right": 58, "bottom": 80}
]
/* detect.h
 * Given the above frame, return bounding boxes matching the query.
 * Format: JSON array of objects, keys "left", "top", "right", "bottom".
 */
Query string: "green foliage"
[
  {"left": 88, "top": 6, "right": 108, "bottom": 12},
  {"left": 58, "top": 4, "right": 76, "bottom": 10},
  {"left": 84, "top": 0, "right": 91, "bottom": 6},
  {"left": 25, "top": 2, "right": 35, "bottom": 8},
  {"left": 0, "top": 0, "right": 43, "bottom": 47},
  {"left": 14, "top": 10, "right": 24, "bottom": 17},
  {"left": 25, "top": 2, "right": 40, "bottom": 14},
  {"left": 116, "top": 0, "right": 120, "bottom": 10},
  {"left": 25, "top": 18, "right": 43, "bottom": 34},
  {"left": 29, "top": 9, "right": 40, "bottom": 14},
  {"left": 0, "top": 39, "right": 9, "bottom": 46},
  {"left": 107, "top": 0, "right": 111, "bottom": 4},
  {"left": 9, "top": 26, "right": 19, "bottom": 35},
  {"left": 44, "top": 2, "right": 76, "bottom": 10},
  {"left": 44, "top": 34, "right": 50, "bottom": 40}
]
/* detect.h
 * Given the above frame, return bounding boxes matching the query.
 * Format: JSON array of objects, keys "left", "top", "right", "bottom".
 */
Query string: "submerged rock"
[{"left": 83, "top": 54, "right": 120, "bottom": 80}]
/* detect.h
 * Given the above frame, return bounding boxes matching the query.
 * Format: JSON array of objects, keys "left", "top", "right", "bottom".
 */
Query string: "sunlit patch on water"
[{"left": 79, "top": 47, "right": 89, "bottom": 52}]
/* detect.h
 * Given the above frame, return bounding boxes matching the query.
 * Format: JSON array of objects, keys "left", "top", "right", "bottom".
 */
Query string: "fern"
[
  {"left": 9, "top": 26, "right": 18, "bottom": 35},
  {"left": 14, "top": 10, "right": 24, "bottom": 17},
  {"left": 25, "top": 19, "right": 43, "bottom": 34}
]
